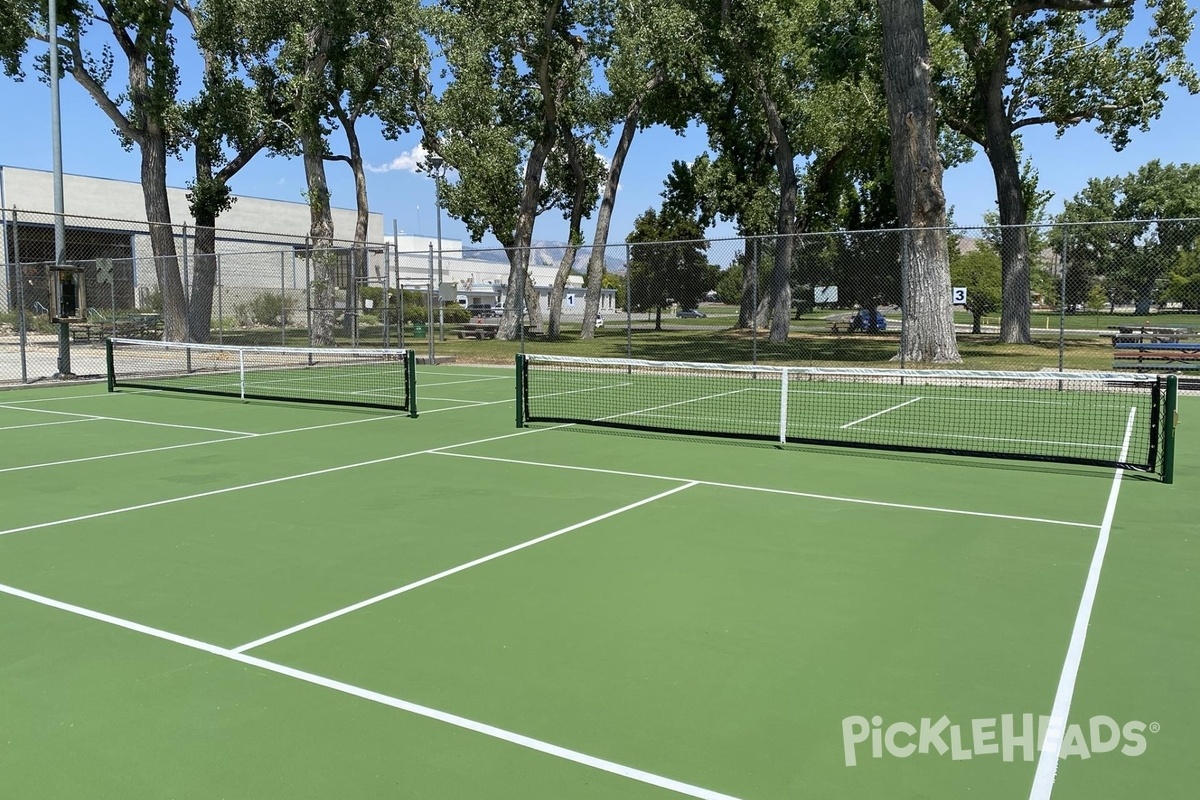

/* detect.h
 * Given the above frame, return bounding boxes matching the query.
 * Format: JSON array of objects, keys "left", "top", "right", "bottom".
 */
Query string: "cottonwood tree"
[
  {"left": 419, "top": 0, "right": 601, "bottom": 340},
  {"left": 930, "top": 0, "right": 1199, "bottom": 344},
  {"left": 3, "top": 1, "right": 189, "bottom": 339},
  {"left": 206, "top": 0, "right": 426, "bottom": 344},
  {"left": 577, "top": 0, "right": 704, "bottom": 339},
  {"left": 877, "top": 0, "right": 960, "bottom": 362}
]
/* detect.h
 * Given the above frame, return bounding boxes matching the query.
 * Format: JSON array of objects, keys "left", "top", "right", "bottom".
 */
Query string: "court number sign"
[{"left": 952, "top": 287, "right": 968, "bottom": 304}]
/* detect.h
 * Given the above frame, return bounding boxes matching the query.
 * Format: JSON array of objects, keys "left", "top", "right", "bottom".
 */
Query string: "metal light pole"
[
  {"left": 49, "top": 2, "right": 70, "bottom": 377},
  {"left": 429, "top": 155, "right": 446, "bottom": 341}
]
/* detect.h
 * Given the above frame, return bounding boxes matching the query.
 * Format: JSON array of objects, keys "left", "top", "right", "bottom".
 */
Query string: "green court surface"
[{"left": 0, "top": 366, "right": 1196, "bottom": 799}]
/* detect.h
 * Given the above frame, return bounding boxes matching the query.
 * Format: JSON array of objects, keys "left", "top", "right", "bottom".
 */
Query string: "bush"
[
  {"left": 247, "top": 291, "right": 292, "bottom": 326},
  {"left": 442, "top": 303, "right": 470, "bottom": 323},
  {"left": 0, "top": 310, "right": 56, "bottom": 334}
]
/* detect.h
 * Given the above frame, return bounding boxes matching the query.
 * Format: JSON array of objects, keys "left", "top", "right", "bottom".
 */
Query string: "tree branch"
[
  {"left": 323, "top": 153, "right": 353, "bottom": 164},
  {"left": 64, "top": 32, "right": 141, "bottom": 144},
  {"left": 1013, "top": 104, "right": 1124, "bottom": 129},
  {"left": 941, "top": 113, "right": 983, "bottom": 145},
  {"left": 1011, "top": 0, "right": 1131, "bottom": 16}
]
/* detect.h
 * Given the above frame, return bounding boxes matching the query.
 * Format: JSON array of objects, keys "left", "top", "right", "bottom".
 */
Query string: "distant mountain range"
[{"left": 463, "top": 241, "right": 626, "bottom": 273}]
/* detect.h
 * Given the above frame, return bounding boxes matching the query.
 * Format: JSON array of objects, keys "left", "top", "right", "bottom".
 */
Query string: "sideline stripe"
[
  {"left": 0, "top": 426, "right": 568, "bottom": 539},
  {"left": 233, "top": 482, "right": 699, "bottom": 653},
  {"left": 0, "top": 414, "right": 404, "bottom": 475},
  {"left": 0, "top": 581, "right": 740, "bottom": 800},
  {"left": 1028, "top": 406, "right": 1137, "bottom": 799},
  {"left": 840, "top": 397, "right": 922, "bottom": 429},
  {"left": 7, "top": 405, "right": 257, "bottom": 436},
  {"left": 0, "top": 418, "right": 98, "bottom": 432},
  {"left": 433, "top": 452, "right": 1101, "bottom": 530}
]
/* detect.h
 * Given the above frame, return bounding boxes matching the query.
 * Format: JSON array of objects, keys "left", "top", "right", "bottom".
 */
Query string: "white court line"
[
  {"left": 6, "top": 405, "right": 257, "bottom": 436},
  {"left": 840, "top": 397, "right": 922, "bottom": 429},
  {"left": 419, "top": 396, "right": 491, "bottom": 406},
  {"left": 1028, "top": 406, "right": 1137, "bottom": 800},
  {"left": 0, "top": 391, "right": 119, "bottom": 406},
  {"left": 0, "top": 417, "right": 99, "bottom": 432},
  {"left": 233, "top": 482, "right": 699, "bottom": 653},
  {"left": 861, "top": 426, "right": 1122, "bottom": 451},
  {"left": 420, "top": 376, "right": 509, "bottom": 388},
  {"left": 0, "top": 414, "right": 405, "bottom": 475},
  {"left": 0, "top": 425, "right": 568, "bottom": 539},
  {"left": 0, "top": 581, "right": 740, "bottom": 800},
  {"left": 433, "top": 452, "right": 1101, "bottom": 530}
]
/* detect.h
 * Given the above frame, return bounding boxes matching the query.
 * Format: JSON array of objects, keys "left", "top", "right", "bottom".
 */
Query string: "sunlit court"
[{"left": 1, "top": 346, "right": 1196, "bottom": 799}]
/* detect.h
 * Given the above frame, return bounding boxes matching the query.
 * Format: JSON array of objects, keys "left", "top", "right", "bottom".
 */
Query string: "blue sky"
[{"left": 1, "top": 17, "right": 1197, "bottom": 250}]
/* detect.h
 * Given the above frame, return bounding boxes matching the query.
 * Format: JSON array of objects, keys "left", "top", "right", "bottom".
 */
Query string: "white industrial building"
[
  {"left": 392, "top": 234, "right": 618, "bottom": 316},
  {"left": 1, "top": 165, "right": 616, "bottom": 317}
]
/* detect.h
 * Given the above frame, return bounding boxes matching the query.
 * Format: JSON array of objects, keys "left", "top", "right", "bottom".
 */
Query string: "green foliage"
[
  {"left": 1164, "top": 250, "right": 1200, "bottom": 310},
  {"left": 716, "top": 264, "right": 744, "bottom": 306},
  {"left": 1055, "top": 160, "right": 1200, "bottom": 313},
  {"left": 626, "top": 208, "right": 714, "bottom": 322},
  {"left": 139, "top": 287, "right": 163, "bottom": 315},
  {"left": 601, "top": 271, "right": 626, "bottom": 311},
  {"left": 950, "top": 246, "right": 1002, "bottom": 331},
  {"left": 235, "top": 291, "right": 292, "bottom": 327}
]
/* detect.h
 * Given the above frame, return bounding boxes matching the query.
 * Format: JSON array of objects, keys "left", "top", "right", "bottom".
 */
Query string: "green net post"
[
  {"left": 406, "top": 348, "right": 418, "bottom": 418},
  {"left": 1163, "top": 374, "right": 1178, "bottom": 484},
  {"left": 515, "top": 353, "right": 525, "bottom": 428},
  {"left": 105, "top": 338, "right": 115, "bottom": 392}
]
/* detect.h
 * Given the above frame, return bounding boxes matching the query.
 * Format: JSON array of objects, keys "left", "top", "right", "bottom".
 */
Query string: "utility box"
[{"left": 48, "top": 265, "right": 88, "bottom": 323}]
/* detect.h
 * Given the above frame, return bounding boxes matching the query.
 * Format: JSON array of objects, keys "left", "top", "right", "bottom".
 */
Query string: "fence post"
[
  {"left": 752, "top": 237, "right": 759, "bottom": 366},
  {"left": 13, "top": 208, "right": 27, "bottom": 383},
  {"left": 216, "top": 253, "right": 223, "bottom": 345},
  {"left": 280, "top": 249, "right": 287, "bottom": 346},
  {"left": 901, "top": 228, "right": 910, "bottom": 370},
  {"left": 625, "top": 242, "right": 632, "bottom": 360},
  {"left": 305, "top": 239, "right": 313, "bottom": 349},
  {"left": 1059, "top": 224, "right": 1068, "bottom": 372},
  {"left": 427, "top": 244, "right": 435, "bottom": 365},
  {"left": 382, "top": 240, "right": 391, "bottom": 348}
]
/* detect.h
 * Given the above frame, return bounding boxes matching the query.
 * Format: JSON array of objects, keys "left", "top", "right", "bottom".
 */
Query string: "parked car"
[
  {"left": 848, "top": 308, "right": 887, "bottom": 332},
  {"left": 466, "top": 304, "right": 496, "bottom": 318},
  {"left": 676, "top": 309, "right": 707, "bottom": 318}
]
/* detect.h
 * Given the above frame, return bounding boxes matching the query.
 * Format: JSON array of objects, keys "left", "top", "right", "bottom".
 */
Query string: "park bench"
[{"left": 1111, "top": 327, "right": 1200, "bottom": 372}]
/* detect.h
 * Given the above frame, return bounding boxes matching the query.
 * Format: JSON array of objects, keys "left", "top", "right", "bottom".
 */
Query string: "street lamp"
[{"left": 428, "top": 155, "right": 446, "bottom": 341}]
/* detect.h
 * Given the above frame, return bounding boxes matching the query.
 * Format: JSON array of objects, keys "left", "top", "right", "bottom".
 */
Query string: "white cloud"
[{"left": 367, "top": 143, "right": 427, "bottom": 174}]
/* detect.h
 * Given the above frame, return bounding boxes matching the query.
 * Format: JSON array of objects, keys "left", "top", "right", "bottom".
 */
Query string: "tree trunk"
[
  {"left": 339, "top": 110, "right": 372, "bottom": 340},
  {"left": 303, "top": 135, "right": 337, "bottom": 346},
  {"left": 755, "top": 76, "right": 796, "bottom": 343},
  {"left": 140, "top": 136, "right": 186, "bottom": 341},
  {"left": 498, "top": 129, "right": 556, "bottom": 339},
  {"left": 739, "top": 240, "right": 758, "bottom": 329},
  {"left": 190, "top": 212, "right": 218, "bottom": 343},
  {"left": 878, "top": 0, "right": 961, "bottom": 363},
  {"left": 549, "top": 126, "right": 589, "bottom": 338},
  {"left": 983, "top": 82, "right": 1031, "bottom": 344},
  {"left": 582, "top": 96, "right": 644, "bottom": 339}
]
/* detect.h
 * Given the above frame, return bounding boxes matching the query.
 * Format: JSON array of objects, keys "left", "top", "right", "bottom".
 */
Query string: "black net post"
[
  {"left": 515, "top": 353, "right": 526, "bottom": 427},
  {"left": 406, "top": 348, "right": 418, "bottom": 418},
  {"left": 1163, "top": 374, "right": 1178, "bottom": 484},
  {"left": 105, "top": 338, "right": 115, "bottom": 392}
]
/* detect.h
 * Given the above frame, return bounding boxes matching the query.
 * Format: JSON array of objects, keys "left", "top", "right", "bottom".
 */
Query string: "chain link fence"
[
  {"left": 4, "top": 210, "right": 1198, "bottom": 383},
  {"left": 1, "top": 209, "right": 393, "bottom": 383}
]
